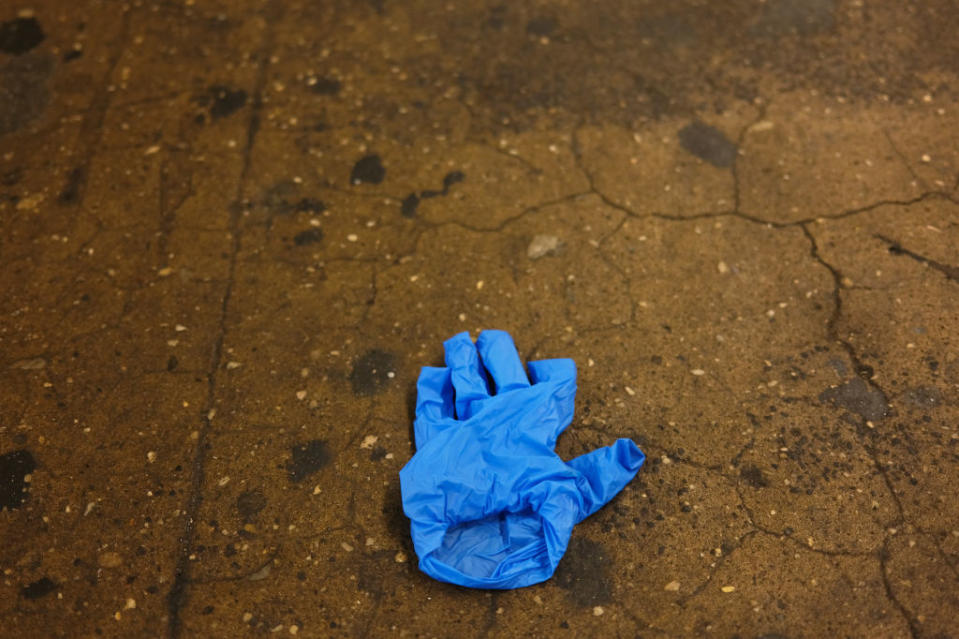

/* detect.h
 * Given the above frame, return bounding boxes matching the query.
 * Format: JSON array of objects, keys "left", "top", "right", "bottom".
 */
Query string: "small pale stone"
[
  {"left": 360, "top": 435, "right": 378, "bottom": 449},
  {"left": 147, "top": 451, "right": 157, "bottom": 463},
  {"left": 721, "top": 585, "right": 736, "bottom": 593},
  {"left": 664, "top": 580, "right": 681, "bottom": 591},
  {"left": 296, "top": 390, "right": 307, "bottom": 400},
  {"left": 242, "top": 612, "right": 253, "bottom": 623},
  {"left": 341, "top": 542, "right": 354, "bottom": 552},
  {"left": 592, "top": 606, "right": 605, "bottom": 616},
  {"left": 124, "top": 598, "right": 136, "bottom": 610},
  {"left": 717, "top": 261, "right": 730, "bottom": 274},
  {"left": 394, "top": 551, "right": 408, "bottom": 563},
  {"left": 691, "top": 369, "right": 705, "bottom": 376},
  {"left": 527, "top": 235, "right": 560, "bottom": 259},
  {"left": 10, "top": 357, "right": 46, "bottom": 370}
]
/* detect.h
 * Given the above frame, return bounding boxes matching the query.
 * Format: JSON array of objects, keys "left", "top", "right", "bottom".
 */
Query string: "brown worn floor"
[{"left": 2, "top": 1, "right": 958, "bottom": 637}]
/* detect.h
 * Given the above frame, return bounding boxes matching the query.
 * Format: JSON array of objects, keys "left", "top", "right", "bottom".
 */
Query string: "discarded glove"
[{"left": 399, "top": 330, "right": 645, "bottom": 589}]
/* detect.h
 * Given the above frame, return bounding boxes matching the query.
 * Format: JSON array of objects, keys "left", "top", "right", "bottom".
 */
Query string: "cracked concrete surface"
[{"left": 2, "top": 1, "right": 958, "bottom": 637}]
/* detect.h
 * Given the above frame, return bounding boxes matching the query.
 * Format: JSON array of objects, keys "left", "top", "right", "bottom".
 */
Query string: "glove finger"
[
  {"left": 444, "top": 332, "right": 490, "bottom": 419},
  {"left": 414, "top": 366, "right": 454, "bottom": 448},
  {"left": 567, "top": 438, "right": 645, "bottom": 521},
  {"left": 524, "top": 359, "right": 577, "bottom": 447},
  {"left": 476, "top": 330, "right": 530, "bottom": 394},
  {"left": 527, "top": 358, "right": 576, "bottom": 385}
]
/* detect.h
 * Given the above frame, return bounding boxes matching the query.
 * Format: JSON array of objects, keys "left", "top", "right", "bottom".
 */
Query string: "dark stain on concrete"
[
  {"left": 818, "top": 377, "right": 889, "bottom": 422},
  {"left": 678, "top": 121, "right": 737, "bottom": 168},
  {"left": 741, "top": 464, "right": 770, "bottom": 488},
  {"left": 350, "top": 350, "right": 396, "bottom": 396},
  {"left": 0, "top": 53, "right": 52, "bottom": 136},
  {"left": 293, "top": 228, "right": 323, "bottom": 246},
  {"left": 58, "top": 166, "right": 85, "bottom": 205},
  {"left": 287, "top": 440, "right": 332, "bottom": 483},
  {"left": 293, "top": 197, "right": 325, "bottom": 213},
  {"left": 1, "top": 449, "right": 37, "bottom": 510},
  {"left": 351, "top": 154, "right": 386, "bottom": 185},
  {"left": 0, "top": 17, "right": 45, "bottom": 55},
  {"left": 402, "top": 171, "right": 464, "bottom": 217},
  {"left": 554, "top": 537, "right": 612, "bottom": 606},
  {"left": 236, "top": 489, "right": 268, "bottom": 521},
  {"left": 903, "top": 386, "right": 942, "bottom": 410},
  {"left": 437, "top": 173, "right": 463, "bottom": 194},
  {"left": 207, "top": 85, "right": 248, "bottom": 120},
  {"left": 753, "top": 0, "right": 836, "bottom": 37},
  {"left": 309, "top": 76, "right": 341, "bottom": 95},
  {"left": 21, "top": 577, "right": 57, "bottom": 600},
  {"left": 400, "top": 193, "right": 419, "bottom": 217}
]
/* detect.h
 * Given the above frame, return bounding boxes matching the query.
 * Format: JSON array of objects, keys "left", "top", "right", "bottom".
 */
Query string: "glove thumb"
[{"left": 566, "top": 438, "right": 645, "bottom": 522}]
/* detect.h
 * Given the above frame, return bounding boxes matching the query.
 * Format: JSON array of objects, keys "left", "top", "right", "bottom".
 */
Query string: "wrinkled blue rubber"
[{"left": 399, "top": 330, "right": 645, "bottom": 589}]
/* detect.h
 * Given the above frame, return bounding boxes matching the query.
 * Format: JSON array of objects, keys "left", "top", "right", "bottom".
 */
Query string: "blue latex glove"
[{"left": 399, "top": 330, "right": 645, "bottom": 589}]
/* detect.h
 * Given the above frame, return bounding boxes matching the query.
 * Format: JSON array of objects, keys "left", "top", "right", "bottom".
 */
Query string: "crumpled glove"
[{"left": 399, "top": 330, "right": 645, "bottom": 589}]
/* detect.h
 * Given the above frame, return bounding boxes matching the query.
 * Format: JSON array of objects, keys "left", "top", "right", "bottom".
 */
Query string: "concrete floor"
[{"left": 2, "top": 1, "right": 958, "bottom": 637}]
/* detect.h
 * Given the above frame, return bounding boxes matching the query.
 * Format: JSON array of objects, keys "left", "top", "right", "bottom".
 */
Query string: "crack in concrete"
[
  {"left": 799, "top": 224, "right": 923, "bottom": 638},
  {"left": 876, "top": 233, "right": 959, "bottom": 284},
  {"left": 164, "top": 4, "right": 280, "bottom": 637},
  {"left": 879, "top": 539, "right": 921, "bottom": 639}
]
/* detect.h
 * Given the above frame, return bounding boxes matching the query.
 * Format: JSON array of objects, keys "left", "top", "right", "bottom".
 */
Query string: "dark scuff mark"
[
  {"left": 1, "top": 449, "right": 37, "bottom": 510},
  {"left": 678, "top": 121, "right": 737, "bottom": 168},
  {"left": 351, "top": 154, "right": 386, "bottom": 185},
  {"left": 0, "top": 53, "right": 52, "bottom": 136},
  {"left": 350, "top": 350, "right": 396, "bottom": 396},
  {"left": 400, "top": 171, "right": 464, "bottom": 217},
  {"left": 294, "top": 197, "right": 325, "bottom": 213},
  {"left": 0, "top": 18, "right": 46, "bottom": 55},
  {"left": 818, "top": 377, "right": 889, "bottom": 422},
  {"left": 21, "top": 577, "right": 57, "bottom": 600},
  {"left": 207, "top": 85, "right": 248, "bottom": 120},
  {"left": 236, "top": 489, "right": 268, "bottom": 521},
  {"left": 287, "top": 440, "right": 332, "bottom": 483},
  {"left": 400, "top": 193, "right": 419, "bottom": 217},
  {"left": 554, "top": 537, "right": 612, "bottom": 606},
  {"left": 309, "top": 77, "right": 341, "bottom": 95},
  {"left": 58, "top": 166, "right": 86, "bottom": 204},
  {"left": 740, "top": 464, "right": 769, "bottom": 488},
  {"left": 293, "top": 228, "right": 323, "bottom": 246}
]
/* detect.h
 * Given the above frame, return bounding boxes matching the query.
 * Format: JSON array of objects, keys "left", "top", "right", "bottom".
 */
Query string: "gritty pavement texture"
[{"left": 1, "top": 1, "right": 958, "bottom": 637}]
